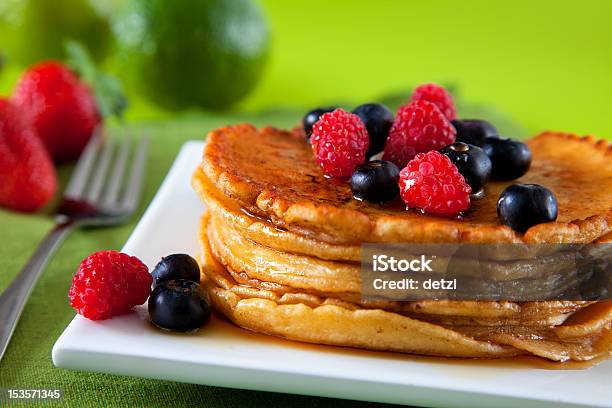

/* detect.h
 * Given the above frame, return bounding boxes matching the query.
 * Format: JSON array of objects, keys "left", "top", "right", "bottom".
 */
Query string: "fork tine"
[
  {"left": 85, "top": 137, "right": 116, "bottom": 204},
  {"left": 101, "top": 134, "right": 131, "bottom": 208},
  {"left": 120, "top": 136, "right": 149, "bottom": 212},
  {"left": 64, "top": 128, "right": 103, "bottom": 199}
]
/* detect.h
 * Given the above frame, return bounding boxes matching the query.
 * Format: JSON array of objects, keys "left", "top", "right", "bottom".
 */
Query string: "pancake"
[
  {"left": 194, "top": 167, "right": 602, "bottom": 261},
  {"left": 202, "top": 126, "right": 611, "bottom": 244},
  {"left": 206, "top": 213, "right": 361, "bottom": 294},
  {"left": 193, "top": 168, "right": 360, "bottom": 261},
  {"left": 195, "top": 124, "right": 612, "bottom": 366},
  {"left": 201, "top": 213, "right": 592, "bottom": 326},
  {"left": 199, "top": 219, "right": 519, "bottom": 358},
  {"left": 206, "top": 213, "right": 596, "bottom": 300},
  {"left": 199, "top": 216, "right": 612, "bottom": 362}
]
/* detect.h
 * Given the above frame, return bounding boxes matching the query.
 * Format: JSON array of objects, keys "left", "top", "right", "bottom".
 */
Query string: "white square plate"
[{"left": 53, "top": 141, "right": 612, "bottom": 408}]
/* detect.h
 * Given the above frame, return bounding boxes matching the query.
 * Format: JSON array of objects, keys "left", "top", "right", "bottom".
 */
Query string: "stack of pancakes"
[{"left": 193, "top": 124, "right": 612, "bottom": 364}]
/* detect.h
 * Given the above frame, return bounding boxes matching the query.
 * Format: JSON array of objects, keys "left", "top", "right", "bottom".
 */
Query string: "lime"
[
  {"left": 0, "top": 0, "right": 112, "bottom": 65},
  {"left": 112, "top": 0, "right": 270, "bottom": 110}
]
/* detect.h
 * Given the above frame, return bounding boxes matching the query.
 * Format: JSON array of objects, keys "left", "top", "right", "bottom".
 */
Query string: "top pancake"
[{"left": 202, "top": 125, "right": 612, "bottom": 244}]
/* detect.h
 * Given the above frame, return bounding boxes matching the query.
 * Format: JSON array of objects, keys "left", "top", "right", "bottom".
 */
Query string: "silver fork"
[{"left": 0, "top": 129, "right": 149, "bottom": 361}]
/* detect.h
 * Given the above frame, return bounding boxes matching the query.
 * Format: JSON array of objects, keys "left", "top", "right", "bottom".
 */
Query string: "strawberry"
[
  {"left": 0, "top": 98, "right": 57, "bottom": 212},
  {"left": 12, "top": 61, "right": 101, "bottom": 163}
]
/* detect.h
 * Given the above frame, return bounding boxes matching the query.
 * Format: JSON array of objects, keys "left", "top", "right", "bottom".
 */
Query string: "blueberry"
[
  {"left": 451, "top": 119, "right": 498, "bottom": 146},
  {"left": 440, "top": 142, "right": 492, "bottom": 193},
  {"left": 482, "top": 137, "right": 532, "bottom": 180},
  {"left": 350, "top": 160, "right": 400, "bottom": 203},
  {"left": 303, "top": 107, "right": 336, "bottom": 138},
  {"left": 352, "top": 103, "right": 394, "bottom": 157},
  {"left": 148, "top": 279, "right": 211, "bottom": 332},
  {"left": 151, "top": 254, "right": 200, "bottom": 285},
  {"left": 497, "top": 184, "right": 558, "bottom": 232}
]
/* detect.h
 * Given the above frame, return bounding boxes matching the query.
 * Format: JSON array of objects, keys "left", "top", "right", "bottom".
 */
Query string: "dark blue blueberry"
[
  {"left": 350, "top": 160, "right": 400, "bottom": 203},
  {"left": 352, "top": 103, "right": 394, "bottom": 157},
  {"left": 303, "top": 107, "right": 336, "bottom": 138},
  {"left": 497, "top": 184, "right": 558, "bottom": 232},
  {"left": 482, "top": 137, "right": 532, "bottom": 180},
  {"left": 152, "top": 254, "right": 200, "bottom": 285},
  {"left": 440, "top": 142, "right": 492, "bottom": 193},
  {"left": 451, "top": 119, "right": 498, "bottom": 147},
  {"left": 148, "top": 279, "right": 211, "bottom": 332}
]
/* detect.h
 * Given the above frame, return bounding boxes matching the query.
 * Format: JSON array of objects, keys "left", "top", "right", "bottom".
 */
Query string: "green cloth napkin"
[{"left": 0, "top": 111, "right": 399, "bottom": 408}]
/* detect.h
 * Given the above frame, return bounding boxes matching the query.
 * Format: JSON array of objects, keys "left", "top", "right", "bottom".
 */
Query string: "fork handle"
[{"left": 0, "top": 221, "right": 75, "bottom": 361}]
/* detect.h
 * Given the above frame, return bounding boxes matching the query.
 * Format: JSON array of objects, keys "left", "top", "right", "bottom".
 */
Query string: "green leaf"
[{"left": 64, "top": 40, "right": 128, "bottom": 119}]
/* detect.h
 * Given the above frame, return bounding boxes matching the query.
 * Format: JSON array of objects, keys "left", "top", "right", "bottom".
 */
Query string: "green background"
[
  {"left": 1, "top": 0, "right": 611, "bottom": 138},
  {"left": 0, "top": 1, "right": 611, "bottom": 407},
  {"left": 243, "top": 0, "right": 612, "bottom": 139}
]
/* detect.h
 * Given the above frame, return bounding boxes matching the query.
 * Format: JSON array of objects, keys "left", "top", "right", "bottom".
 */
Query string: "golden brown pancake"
[
  {"left": 206, "top": 213, "right": 595, "bottom": 300},
  {"left": 202, "top": 126, "right": 611, "bottom": 244},
  {"left": 201, "top": 213, "right": 594, "bottom": 325},
  {"left": 194, "top": 125, "right": 612, "bottom": 366},
  {"left": 199, "top": 218, "right": 519, "bottom": 358},
  {"left": 193, "top": 169, "right": 360, "bottom": 261},
  {"left": 199, "top": 215, "right": 612, "bottom": 362},
  {"left": 195, "top": 167, "right": 606, "bottom": 262},
  {"left": 206, "top": 213, "right": 361, "bottom": 294}
]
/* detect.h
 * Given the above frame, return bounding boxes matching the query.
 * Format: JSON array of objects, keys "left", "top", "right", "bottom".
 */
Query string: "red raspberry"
[
  {"left": 311, "top": 108, "right": 369, "bottom": 179},
  {"left": 69, "top": 251, "right": 152, "bottom": 320},
  {"left": 383, "top": 100, "right": 456, "bottom": 168},
  {"left": 398, "top": 151, "right": 471, "bottom": 217},
  {"left": 410, "top": 83, "right": 456, "bottom": 120}
]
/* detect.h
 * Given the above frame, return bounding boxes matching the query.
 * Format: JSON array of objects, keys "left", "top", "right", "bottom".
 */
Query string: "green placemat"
[{"left": 0, "top": 111, "right": 402, "bottom": 407}]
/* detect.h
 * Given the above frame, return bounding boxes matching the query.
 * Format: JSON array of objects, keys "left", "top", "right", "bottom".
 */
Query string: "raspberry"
[
  {"left": 398, "top": 151, "right": 471, "bottom": 217},
  {"left": 69, "top": 251, "right": 152, "bottom": 320},
  {"left": 311, "top": 108, "right": 369, "bottom": 179},
  {"left": 410, "top": 83, "right": 456, "bottom": 120},
  {"left": 383, "top": 100, "right": 456, "bottom": 168}
]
